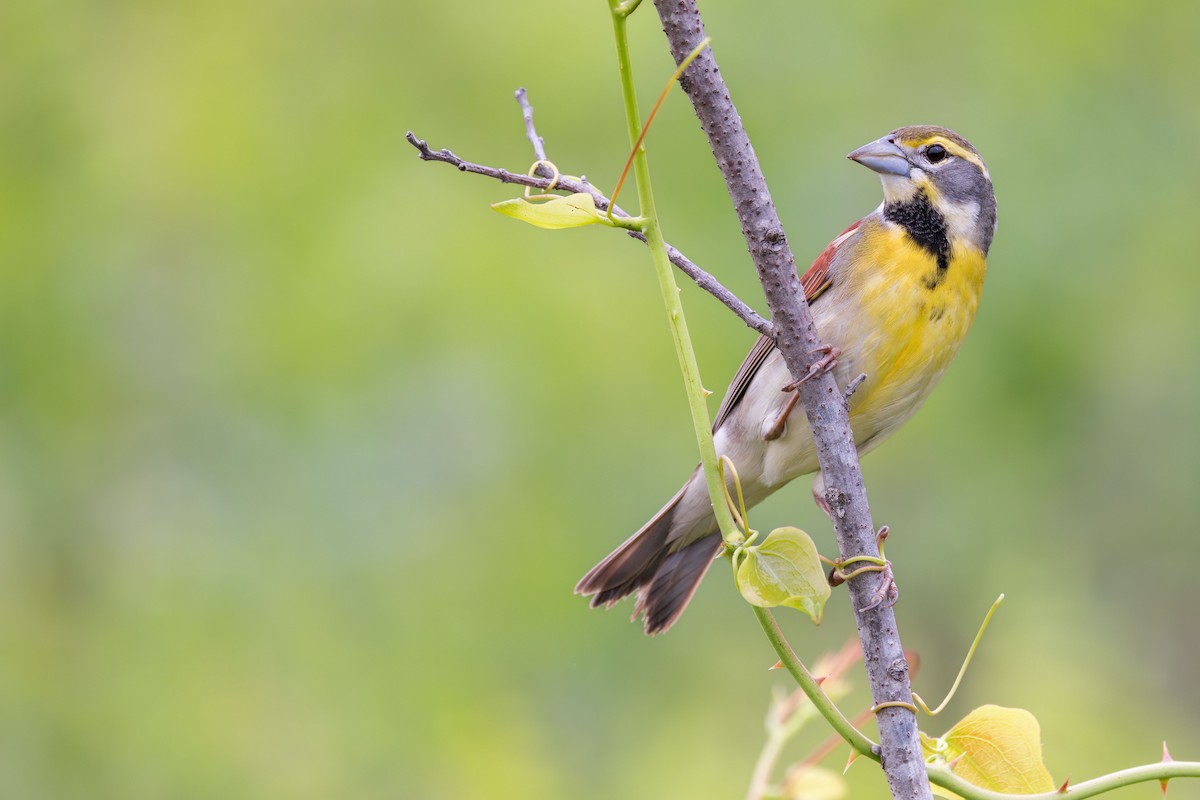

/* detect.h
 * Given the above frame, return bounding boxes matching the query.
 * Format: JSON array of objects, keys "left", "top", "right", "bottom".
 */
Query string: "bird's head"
[{"left": 849, "top": 125, "right": 997, "bottom": 254}]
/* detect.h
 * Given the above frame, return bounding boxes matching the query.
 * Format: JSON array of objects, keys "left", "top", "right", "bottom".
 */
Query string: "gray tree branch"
[
  {"left": 649, "top": 1, "right": 931, "bottom": 798},
  {"left": 406, "top": 130, "right": 772, "bottom": 336}
]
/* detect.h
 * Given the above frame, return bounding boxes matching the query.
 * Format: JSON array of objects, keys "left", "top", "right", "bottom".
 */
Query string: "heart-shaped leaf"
[
  {"left": 735, "top": 526, "right": 829, "bottom": 623},
  {"left": 925, "top": 705, "right": 1054, "bottom": 798}
]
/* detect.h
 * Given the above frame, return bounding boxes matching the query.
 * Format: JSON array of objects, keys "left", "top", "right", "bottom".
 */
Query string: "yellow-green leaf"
[
  {"left": 782, "top": 764, "right": 847, "bottom": 800},
  {"left": 734, "top": 526, "right": 829, "bottom": 623},
  {"left": 490, "top": 193, "right": 601, "bottom": 229},
  {"left": 925, "top": 705, "right": 1054, "bottom": 797}
]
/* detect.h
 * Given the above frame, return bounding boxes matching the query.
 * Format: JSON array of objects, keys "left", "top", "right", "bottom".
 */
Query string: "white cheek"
[{"left": 943, "top": 200, "right": 980, "bottom": 243}]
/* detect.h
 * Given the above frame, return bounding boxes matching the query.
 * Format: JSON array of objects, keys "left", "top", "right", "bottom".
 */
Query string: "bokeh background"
[{"left": 3, "top": 0, "right": 1199, "bottom": 797}]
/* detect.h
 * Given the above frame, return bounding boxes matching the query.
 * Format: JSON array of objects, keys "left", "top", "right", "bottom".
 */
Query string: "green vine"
[{"left": 605, "top": 0, "right": 742, "bottom": 549}]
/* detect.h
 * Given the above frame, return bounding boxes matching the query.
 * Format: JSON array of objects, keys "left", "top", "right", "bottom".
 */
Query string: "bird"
[{"left": 576, "top": 125, "right": 997, "bottom": 634}]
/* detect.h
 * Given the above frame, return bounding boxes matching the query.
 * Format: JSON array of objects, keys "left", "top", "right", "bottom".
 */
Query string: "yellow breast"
[{"left": 819, "top": 222, "right": 987, "bottom": 452}]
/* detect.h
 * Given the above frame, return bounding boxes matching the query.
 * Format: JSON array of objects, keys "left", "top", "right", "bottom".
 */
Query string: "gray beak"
[{"left": 848, "top": 137, "right": 911, "bottom": 177}]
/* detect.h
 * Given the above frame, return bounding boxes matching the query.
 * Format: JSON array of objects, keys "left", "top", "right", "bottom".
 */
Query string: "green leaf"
[
  {"left": 734, "top": 526, "right": 829, "bottom": 623},
  {"left": 490, "top": 192, "right": 603, "bottom": 229},
  {"left": 924, "top": 705, "right": 1055, "bottom": 798},
  {"left": 782, "top": 765, "right": 847, "bottom": 800}
]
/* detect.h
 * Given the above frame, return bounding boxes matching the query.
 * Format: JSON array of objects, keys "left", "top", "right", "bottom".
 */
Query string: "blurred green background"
[{"left": 3, "top": 0, "right": 1199, "bottom": 797}]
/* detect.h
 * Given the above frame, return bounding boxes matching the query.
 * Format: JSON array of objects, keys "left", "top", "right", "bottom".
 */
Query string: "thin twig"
[
  {"left": 406, "top": 131, "right": 772, "bottom": 337},
  {"left": 515, "top": 87, "right": 548, "bottom": 162},
  {"left": 650, "top": 2, "right": 930, "bottom": 798},
  {"left": 633, "top": 237, "right": 769, "bottom": 334},
  {"left": 508, "top": 91, "right": 769, "bottom": 338},
  {"left": 407, "top": 133, "right": 562, "bottom": 193},
  {"left": 843, "top": 372, "right": 867, "bottom": 403}
]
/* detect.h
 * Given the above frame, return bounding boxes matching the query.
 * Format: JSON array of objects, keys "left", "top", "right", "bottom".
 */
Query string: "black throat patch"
[{"left": 884, "top": 189, "right": 951, "bottom": 289}]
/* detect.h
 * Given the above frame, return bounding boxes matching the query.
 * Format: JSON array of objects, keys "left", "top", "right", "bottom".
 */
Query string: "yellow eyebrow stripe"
[{"left": 908, "top": 135, "right": 991, "bottom": 180}]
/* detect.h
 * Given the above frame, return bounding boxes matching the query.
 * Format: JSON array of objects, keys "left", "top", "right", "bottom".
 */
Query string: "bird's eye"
[{"left": 926, "top": 144, "right": 948, "bottom": 163}]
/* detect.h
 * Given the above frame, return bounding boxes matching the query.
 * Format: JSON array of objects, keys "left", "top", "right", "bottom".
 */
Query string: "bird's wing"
[{"left": 711, "top": 220, "right": 862, "bottom": 431}]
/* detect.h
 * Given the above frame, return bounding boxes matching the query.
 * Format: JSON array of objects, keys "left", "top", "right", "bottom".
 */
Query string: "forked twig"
[{"left": 407, "top": 121, "right": 771, "bottom": 337}]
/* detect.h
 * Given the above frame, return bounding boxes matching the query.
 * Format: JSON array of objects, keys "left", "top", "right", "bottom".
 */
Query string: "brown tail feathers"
[{"left": 575, "top": 486, "right": 723, "bottom": 635}]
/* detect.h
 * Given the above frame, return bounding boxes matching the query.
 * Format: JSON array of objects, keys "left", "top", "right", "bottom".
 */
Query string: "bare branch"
[
  {"left": 650, "top": 2, "right": 931, "bottom": 798},
  {"left": 843, "top": 372, "right": 868, "bottom": 403},
  {"left": 406, "top": 131, "right": 772, "bottom": 337},
  {"left": 407, "top": 132, "right": 550, "bottom": 191},
  {"left": 648, "top": 237, "right": 769, "bottom": 336},
  {"left": 515, "top": 87, "right": 549, "bottom": 162},
  {"left": 507, "top": 91, "right": 770, "bottom": 337}
]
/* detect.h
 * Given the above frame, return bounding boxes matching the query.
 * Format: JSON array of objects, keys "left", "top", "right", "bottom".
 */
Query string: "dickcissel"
[{"left": 577, "top": 126, "right": 997, "bottom": 634}]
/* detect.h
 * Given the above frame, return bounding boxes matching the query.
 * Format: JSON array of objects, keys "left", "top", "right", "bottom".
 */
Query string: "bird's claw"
[
  {"left": 768, "top": 347, "right": 844, "bottom": 441},
  {"left": 765, "top": 347, "right": 843, "bottom": 442},
  {"left": 857, "top": 526, "right": 897, "bottom": 610},
  {"left": 783, "top": 346, "right": 842, "bottom": 392},
  {"left": 826, "top": 526, "right": 897, "bottom": 610},
  {"left": 857, "top": 561, "right": 898, "bottom": 612}
]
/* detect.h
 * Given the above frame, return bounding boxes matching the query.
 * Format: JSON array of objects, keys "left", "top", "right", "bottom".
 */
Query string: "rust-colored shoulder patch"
[
  {"left": 711, "top": 219, "right": 862, "bottom": 431},
  {"left": 801, "top": 219, "right": 859, "bottom": 303}
]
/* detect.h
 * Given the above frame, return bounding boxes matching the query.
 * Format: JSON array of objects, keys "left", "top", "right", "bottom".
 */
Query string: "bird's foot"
[
  {"left": 857, "top": 561, "right": 898, "bottom": 612},
  {"left": 825, "top": 526, "right": 898, "bottom": 611},
  {"left": 782, "top": 345, "right": 842, "bottom": 392},
  {"left": 764, "top": 347, "right": 842, "bottom": 442},
  {"left": 762, "top": 393, "right": 801, "bottom": 441}
]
